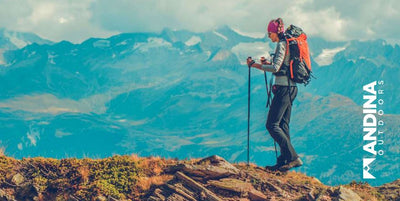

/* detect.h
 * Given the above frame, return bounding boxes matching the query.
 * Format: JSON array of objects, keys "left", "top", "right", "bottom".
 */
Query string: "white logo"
[{"left": 363, "top": 158, "right": 376, "bottom": 179}]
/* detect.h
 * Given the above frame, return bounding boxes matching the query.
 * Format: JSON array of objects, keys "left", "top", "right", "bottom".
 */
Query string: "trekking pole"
[
  {"left": 247, "top": 57, "right": 255, "bottom": 165},
  {"left": 263, "top": 71, "right": 278, "bottom": 161},
  {"left": 274, "top": 140, "right": 278, "bottom": 160}
]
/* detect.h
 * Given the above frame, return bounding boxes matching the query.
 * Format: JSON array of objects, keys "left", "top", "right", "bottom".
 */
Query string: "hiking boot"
[
  {"left": 278, "top": 157, "right": 303, "bottom": 171},
  {"left": 265, "top": 155, "right": 286, "bottom": 171},
  {"left": 265, "top": 163, "right": 284, "bottom": 171}
]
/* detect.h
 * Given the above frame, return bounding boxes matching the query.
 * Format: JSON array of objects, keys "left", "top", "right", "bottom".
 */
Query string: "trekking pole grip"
[{"left": 247, "top": 56, "right": 255, "bottom": 67}]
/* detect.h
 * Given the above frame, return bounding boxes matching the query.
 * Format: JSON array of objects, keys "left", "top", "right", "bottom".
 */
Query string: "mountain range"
[{"left": 0, "top": 26, "right": 398, "bottom": 186}]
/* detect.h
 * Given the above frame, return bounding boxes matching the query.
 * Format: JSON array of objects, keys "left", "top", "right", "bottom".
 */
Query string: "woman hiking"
[{"left": 246, "top": 18, "right": 302, "bottom": 171}]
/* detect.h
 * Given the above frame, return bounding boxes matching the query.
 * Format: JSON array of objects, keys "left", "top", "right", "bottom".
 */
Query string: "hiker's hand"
[
  {"left": 246, "top": 57, "right": 255, "bottom": 67},
  {"left": 262, "top": 61, "right": 271, "bottom": 65},
  {"left": 260, "top": 57, "right": 271, "bottom": 65}
]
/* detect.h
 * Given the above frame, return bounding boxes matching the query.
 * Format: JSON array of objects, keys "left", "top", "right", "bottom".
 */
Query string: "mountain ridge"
[{"left": 0, "top": 154, "right": 398, "bottom": 201}]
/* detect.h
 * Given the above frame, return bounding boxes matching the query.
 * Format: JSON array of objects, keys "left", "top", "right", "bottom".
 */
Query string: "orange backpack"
[{"left": 284, "top": 25, "right": 313, "bottom": 85}]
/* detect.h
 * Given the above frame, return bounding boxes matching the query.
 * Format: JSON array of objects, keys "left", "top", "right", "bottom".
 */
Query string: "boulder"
[
  {"left": 11, "top": 173, "right": 24, "bottom": 186},
  {"left": 334, "top": 186, "right": 362, "bottom": 201},
  {"left": 177, "top": 155, "right": 240, "bottom": 179}
]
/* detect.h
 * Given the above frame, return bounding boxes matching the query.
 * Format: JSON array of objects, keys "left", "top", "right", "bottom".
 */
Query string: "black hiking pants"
[{"left": 266, "top": 85, "right": 298, "bottom": 163}]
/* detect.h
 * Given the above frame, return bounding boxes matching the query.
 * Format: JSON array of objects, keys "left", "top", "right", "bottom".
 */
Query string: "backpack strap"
[{"left": 289, "top": 60, "right": 294, "bottom": 79}]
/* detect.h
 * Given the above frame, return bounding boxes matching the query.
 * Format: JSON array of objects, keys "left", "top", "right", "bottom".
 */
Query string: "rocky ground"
[{"left": 0, "top": 154, "right": 399, "bottom": 201}]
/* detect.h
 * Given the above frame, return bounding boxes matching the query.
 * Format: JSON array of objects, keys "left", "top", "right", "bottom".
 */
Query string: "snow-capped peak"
[
  {"left": 0, "top": 28, "right": 53, "bottom": 50},
  {"left": 314, "top": 46, "right": 347, "bottom": 66},
  {"left": 133, "top": 37, "right": 172, "bottom": 52},
  {"left": 185, "top": 36, "right": 202, "bottom": 46},
  {"left": 213, "top": 31, "right": 228, "bottom": 41},
  {"left": 3, "top": 31, "right": 30, "bottom": 49}
]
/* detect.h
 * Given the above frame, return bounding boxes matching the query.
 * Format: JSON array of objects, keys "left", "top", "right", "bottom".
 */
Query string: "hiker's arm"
[
  {"left": 248, "top": 63, "right": 263, "bottom": 70},
  {"left": 247, "top": 58, "right": 271, "bottom": 71},
  {"left": 260, "top": 42, "right": 286, "bottom": 73}
]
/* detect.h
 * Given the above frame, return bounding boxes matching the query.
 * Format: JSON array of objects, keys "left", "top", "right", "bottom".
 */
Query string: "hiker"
[{"left": 246, "top": 18, "right": 302, "bottom": 171}]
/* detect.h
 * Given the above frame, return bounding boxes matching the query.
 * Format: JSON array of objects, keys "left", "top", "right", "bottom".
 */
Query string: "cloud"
[
  {"left": 89, "top": 0, "right": 400, "bottom": 43},
  {"left": 89, "top": 0, "right": 285, "bottom": 34},
  {"left": 284, "top": 3, "right": 347, "bottom": 41},
  {"left": 0, "top": 0, "right": 399, "bottom": 43},
  {"left": 0, "top": 0, "right": 118, "bottom": 43},
  {"left": 283, "top": 0, "right": 400, "bottom": 42},
  {"left": 0, "top": 82, "right": 161, "bottom": 116}
]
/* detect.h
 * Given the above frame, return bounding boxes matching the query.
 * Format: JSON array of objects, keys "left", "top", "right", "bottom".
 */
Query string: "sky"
[{"left": 0, "top": 0, "right": 399, "bottom": 44}]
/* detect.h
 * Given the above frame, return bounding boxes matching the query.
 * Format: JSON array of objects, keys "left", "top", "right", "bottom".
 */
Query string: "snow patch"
[
  {"left": 213, "top": 31, "right": 228, "bottom": 40},
  {"left": 26, "top": 127, "right": 40, "bottom": 146},
  {"left": 133, "top": 37, "right": 172, "bottom": 52},
  {"left": 47, "top": 52, "right": 57, "bottom": 64},
  {"left": 185, "top": 36, "right": 202, "bottom": 46},
  {"left": 205, "top": 51, "right": 211, "bottom": 58},
  {"left": 128, "top": 119, "right": 149, "bottom": 126},
  {"left": 93, "top": 40, "right": 111, "bottom": 48},
  {"left": 212, "top": 50, "right": 231, "bottom": 61},
  {"left": 37, "top": 121, "right": 50, "bottom": 125},
  {"left": 28, "top": 51, "right": 36, "bottom": 58},
  {"left": 55, "top": 130, "right": 72, "bottom": 138},
  {"left": 3, "top": 31, "right": 29, "bottom": 48},
  {"left": 117, "top": 40, "right": 128, "bottom": 46},
  {"left": 314, "top": 46, "right": 346, "bottom": 66},
  {"left": 321, "top": 165, "right": 337, "bottom": 178}
]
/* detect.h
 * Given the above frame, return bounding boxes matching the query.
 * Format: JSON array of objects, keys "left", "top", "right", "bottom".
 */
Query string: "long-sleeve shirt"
[{"left": 260, "top": 40, "right": 296, "bottom": 86}]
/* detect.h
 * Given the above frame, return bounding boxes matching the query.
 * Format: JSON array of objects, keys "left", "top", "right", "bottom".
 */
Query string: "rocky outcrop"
[
  {"left": 148, "top": 155, "right": 304, "bottom": 200},
  {"left": 149, "top": 155, "right": 262, "bottom": 201},
  {"left": 333, "top": 186, "right": 362, "bottom": 201},
  {"left": 167, "top": 155, "right": 240, "bottom": 179},
  {"left": 147, "top": 155, "right": 396, "bottom": 201}
]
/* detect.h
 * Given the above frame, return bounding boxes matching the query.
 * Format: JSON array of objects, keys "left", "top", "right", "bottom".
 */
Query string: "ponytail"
[
  {"left": 274, "top": 18, "right": 285, "bottom": 39},
  {"left": 275, "top": 18, "right": 284, "bottom": 33}
]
